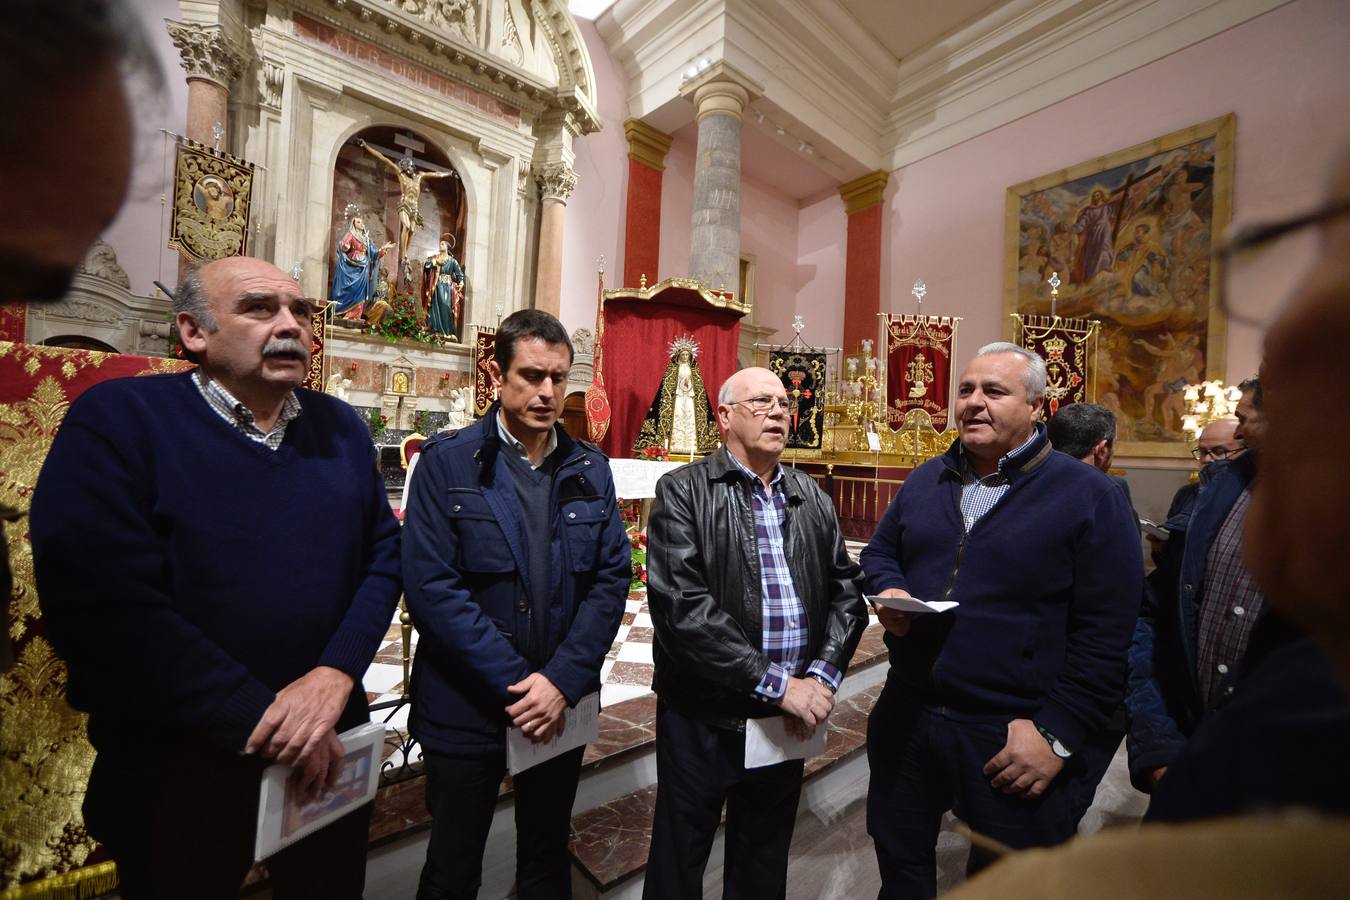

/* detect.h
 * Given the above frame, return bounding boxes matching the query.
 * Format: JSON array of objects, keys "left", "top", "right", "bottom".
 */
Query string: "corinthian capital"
[
  {"left": 536, "top": 163, "right": 578, "bottom": 204},
  {"left": 165, "top": 21, "right": 245, "bottom": 88}
]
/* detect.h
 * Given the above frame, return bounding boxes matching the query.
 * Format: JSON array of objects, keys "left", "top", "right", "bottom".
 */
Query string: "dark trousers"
[
  {"left": 417, "top": 745, "right": 585, "bottom": 900},
  {"left": 643, "top": 703, "right": 805, "bottom": 900},
  {"left": 88, "top": 742, "right": 371, "bottom": 900},
  {"left": 866, "top": 689, "right": 1108, "bottom": 900}
]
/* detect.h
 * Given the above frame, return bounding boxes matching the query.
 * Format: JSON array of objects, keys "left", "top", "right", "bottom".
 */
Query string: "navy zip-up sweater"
[
  {"left": 860, "top": 431, "right": 1142, "bottom": 751},
  {"left": 30, "top": 372, "right": 402, "bottom": 755}
]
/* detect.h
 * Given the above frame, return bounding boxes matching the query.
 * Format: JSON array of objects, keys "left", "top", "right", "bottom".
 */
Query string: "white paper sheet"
[
  {"left": 866, "top": 594, "right": 960, "bottom": 614},
  {"left": 608, "top": 459, "right": 688, "bottom": 500},
  {"left": 505, "top": 692, "right": 600, "bottom": 775},
  {"left": 255, "top": 721, "right": 384, "bottom": 862},
  {"left": 744, "top": 715, "right": 828, "bottom": 769}
]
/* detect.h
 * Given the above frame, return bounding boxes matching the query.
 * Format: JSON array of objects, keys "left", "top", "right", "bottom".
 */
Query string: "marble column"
[
  {"left": 839, "top": 171, "right": 889, "bottom": 350},
  {"left": 534, "top": 163, "right": 578, "bottom": 317},
  {"left": 622, "top": 119, "right": 673, "bottom": 289},
  {"left": 680, "top": 64, "right": 761, "bottom": 293},
  {"left": 165, "top": 21, "right": 244, "bottom": 147}
]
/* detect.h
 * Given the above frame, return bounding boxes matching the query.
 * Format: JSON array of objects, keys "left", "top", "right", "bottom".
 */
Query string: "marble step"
[{"left": 566, "top": 682, "right": 885, "bottom": 898}]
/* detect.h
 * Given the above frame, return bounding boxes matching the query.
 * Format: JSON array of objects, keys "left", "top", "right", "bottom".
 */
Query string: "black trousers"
[
  {"left": 643, "top": 703, "right": 805, "bottom": 900},
  {"left": 88, "top": 741, "right": 371, "bottom": 900},
  {"left": 417, "top": 745, "right": 585, "bottom": 900},
  {"left": 865, "top": 689, "right": 1111, "bottom": 900}
]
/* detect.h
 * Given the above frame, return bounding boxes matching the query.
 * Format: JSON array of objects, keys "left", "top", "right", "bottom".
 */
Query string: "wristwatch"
[{"left": 1036, "top": 723, "right": 1073, "bottom": 759}]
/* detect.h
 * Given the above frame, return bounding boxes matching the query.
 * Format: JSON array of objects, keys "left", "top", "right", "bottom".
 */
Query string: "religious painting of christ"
[{"left": 1003, "top": 114, "right": 1234, "bottom": 458}]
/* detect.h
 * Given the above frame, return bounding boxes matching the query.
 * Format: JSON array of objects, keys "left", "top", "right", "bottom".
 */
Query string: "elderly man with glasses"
[
  {"left": 642, "top": 366, "right": 867, "bottom": 899},
  {"left": 1126, "top": 377, "right": 1270, "bottom": 796}
]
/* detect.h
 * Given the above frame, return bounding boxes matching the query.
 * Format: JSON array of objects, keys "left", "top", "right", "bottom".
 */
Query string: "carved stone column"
[
  {"left": 679, "top": 63, "right": 761, "bottom": 293},
  {"left": 534, "top": 163, "right": 578, "bottom": 317},
  {"left": 166, "top": 21, "right": 245, "bottom": 147}
]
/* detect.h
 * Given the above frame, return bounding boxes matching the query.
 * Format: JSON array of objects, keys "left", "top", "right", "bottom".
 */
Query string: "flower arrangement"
[
  {"left": 366, "top": 406, "right": 389, "bottom": 442},
  {"left": 621, "top": 500, "right": 647, "bottom": 590},
  {"left": 637, "top": 445, "right": 670, "bottom": 461},
  {"left": 370, "top": 285, "right": 439, "bottom": 346},
  {"left": 412, "top": 410, "right": 435, "bottom": 435}
]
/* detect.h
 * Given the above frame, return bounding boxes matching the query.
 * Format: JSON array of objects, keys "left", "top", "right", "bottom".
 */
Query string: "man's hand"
[
  {"left": 874, "top": 588, "right": 913, "bottom": 637},
  {"left": 293, "top": 728, "right": 346, "bottom": 801},
  {"left": 779, "top": 676, "right": 834, "bottom": 727},
  {"left": 982, "top": 718, "right": 1064, "bottom": 800},
  {"left": 506, "top": 673, "right": 567, "bottom": 744},
  {"left": 245, "top": 666, "right": 355, "bottom": 765},
  {"left": 783, "top": 715, "right": 818, "bottom": 743},
  {"left": 1149, "top": 766, "right": 1168, "bottom": 787}
]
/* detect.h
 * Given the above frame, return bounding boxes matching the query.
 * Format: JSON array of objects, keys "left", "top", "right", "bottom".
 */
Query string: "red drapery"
[{"left": 597, "top": 299, "right": 742, "bottom": 458}]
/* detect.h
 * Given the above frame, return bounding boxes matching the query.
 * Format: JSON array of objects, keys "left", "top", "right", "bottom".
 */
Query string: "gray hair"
[
  {"left": 718, "top": 377, "right": 736, "bottom": 405},
  {"left": 173, "top": 267, "right": 217, "bottom": 363},
  {"left": 975, "top": 342, "right": 1047, "bottom": 401}
]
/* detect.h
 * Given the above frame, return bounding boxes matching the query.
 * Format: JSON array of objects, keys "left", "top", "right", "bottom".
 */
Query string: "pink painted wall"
[
  {"left": 560, "top": 19, "right": 632, "bottom": 335},
  {"left": 657, "top": 126, "right": 696, "bottom": 283},
  {"left": 794, "top": 192, "right": 848, "bottom": 353},
  {"left": 882, "top": 0, "right": 1350, "bottom": 387},
  {"left": 739, "top": 170, "right": 801, "bottom": 342}
]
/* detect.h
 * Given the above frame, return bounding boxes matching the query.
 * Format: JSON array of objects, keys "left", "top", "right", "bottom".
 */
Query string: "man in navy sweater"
[
  {"left": 30, "top": 257, "right": 402, "bottom": 899},
  {"left": 860, "top": 342, "right": 1141, "bottom": 899},
  {"left": 402, "top": 310, "right": 629, "bottom": 899}
]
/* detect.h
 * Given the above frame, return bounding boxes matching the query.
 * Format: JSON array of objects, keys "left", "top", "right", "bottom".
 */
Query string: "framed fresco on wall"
[{"left": 1003, "top": 114, "right": 1234, "bottom": 458}]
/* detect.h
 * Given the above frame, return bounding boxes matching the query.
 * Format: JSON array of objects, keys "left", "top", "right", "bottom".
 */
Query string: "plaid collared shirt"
[
  {"left": 1196, "top": 489, "right": 1266, "bottom": 710},
  {"left": 727, "top": 452, "right": 841, "bottom": 701},
  {"left": 957, "top": 428, "right": 1041, "bottom": 531},
  {"left": 192, "top": 370, "right": 301, "bottom": 450}
]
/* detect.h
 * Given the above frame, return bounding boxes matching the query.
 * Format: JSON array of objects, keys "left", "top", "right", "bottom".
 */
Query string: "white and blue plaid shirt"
[
  {"left": 957, "top": 427, "right": 1042, "bottom": 531},
  {"left": 727, "top": 452, "right": 842, "bottom": 701},
  {"left": 191, "top": 370, "right": 301, "bottom": 450}
]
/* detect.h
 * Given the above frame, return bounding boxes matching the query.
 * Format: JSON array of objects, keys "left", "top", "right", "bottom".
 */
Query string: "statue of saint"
[
  {"left": 329, "top": 208, "right": 393, "bottom": 321},
  {"left": 356, "top": 138, "right": 454, "bottom": 279},
  {"left": 421, "top": 235, "right": 465, "bottom": 341},
  {"left": 634, "top": 335, "right": 720, "bottom": 458}
]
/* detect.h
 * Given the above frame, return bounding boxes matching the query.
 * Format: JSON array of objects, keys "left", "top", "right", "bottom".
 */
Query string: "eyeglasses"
[
  {"left": 1191, "top": 445, "right": 1240, "bottom": 460},
  {"left": 1218, "top": 199, "right": 1350, "bottom": 327},
  {"left": 729, "top": 395, "right": 791, "bottom": 414}
]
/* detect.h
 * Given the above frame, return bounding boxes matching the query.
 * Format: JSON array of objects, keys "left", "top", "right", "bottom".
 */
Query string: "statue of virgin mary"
[
  {"left": 633, "top": 335, "right": 720, "bottom": 458},
  {"left": 329, "top": 205, "right": 392, "bottom": 320}
]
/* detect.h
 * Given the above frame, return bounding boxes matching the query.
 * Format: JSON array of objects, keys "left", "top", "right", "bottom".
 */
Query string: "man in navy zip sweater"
[
  {"left": 402, "top": 310, "right": 629, "bottom": 899},
  {"left": 861, "top": 343, "right": 1141, "bottom": 899},
  {"left": 30, "top": 257, "right": 402, "bottom": 898}
]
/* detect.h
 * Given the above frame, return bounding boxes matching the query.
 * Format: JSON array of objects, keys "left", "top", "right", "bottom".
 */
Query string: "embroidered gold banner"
[
  {"left": 768, "top": 349, "right": 827, "bottom": 450},
  {"left": 167, "top": 138, "right": 254, "bottom": 261},
  {"left": 884, "top": 315, "right": 960, "bottom": 432},
  {"left": 472, "top": 327, "right": 497, "bottom": 418},
  {"left": 1011, "top": 314, "right": 1100, "bottom": 415}
]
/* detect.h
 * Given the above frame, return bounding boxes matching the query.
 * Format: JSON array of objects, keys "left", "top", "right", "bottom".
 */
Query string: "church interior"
[{"left": 3, "top": 0, "right": 1349, "bottom": 896}]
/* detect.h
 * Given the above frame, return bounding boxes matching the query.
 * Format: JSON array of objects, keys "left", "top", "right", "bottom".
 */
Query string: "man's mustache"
[{"left": 263, "top": 338, "right": 309, "bottom": 359}]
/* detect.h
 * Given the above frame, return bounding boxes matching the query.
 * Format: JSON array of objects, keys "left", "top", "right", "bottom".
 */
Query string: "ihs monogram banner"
[
  {"left": 1011, "top": 314, "right": 1100, "bottom": 415},
  {"left": 768, "top": 349, "right": 827, "bottom": 450},
  {"left": 884, "top": 315, "right": 960, "bottom": 432},
  {"left": 167, "top": 138, "right": 255, "bottom": 261},
  {"left": 472, "top": 327, "right": 497, "bottom": 418}
]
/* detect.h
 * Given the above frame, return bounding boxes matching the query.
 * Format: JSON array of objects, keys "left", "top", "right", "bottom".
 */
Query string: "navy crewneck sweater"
[{"left": 30, "top": 372, "right": 402, "bottom": 754}]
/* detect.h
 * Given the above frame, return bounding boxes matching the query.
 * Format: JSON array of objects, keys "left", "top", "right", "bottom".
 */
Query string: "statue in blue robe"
[
  {"left": 329, "top": 212, "right": 391, "bottom": 320},
  {"left": 421, "top": 234, "right": 466, "bottom": 341}
]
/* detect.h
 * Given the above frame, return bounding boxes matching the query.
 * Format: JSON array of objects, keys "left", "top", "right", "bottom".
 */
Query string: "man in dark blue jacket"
[
  {"left": 861, "top": 342, "right": 1142, "bottom": 899},
  {"left": 1125, "top": 379, "right": 1266, "bottom": 794},
  {"left": 402, "top": 310, "right": 630, "bottom": 900}
]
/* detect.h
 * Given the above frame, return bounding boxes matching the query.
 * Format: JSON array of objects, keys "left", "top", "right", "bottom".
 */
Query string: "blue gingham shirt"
[
  {"left": 727, "top": 452, "right": 842, "bottom": 701},
  {"left": 958, "top": 426, "right": 1042, "bottom": 531},
  {"left": 191, "top": 370, "right": 301, "bottom": 450}
]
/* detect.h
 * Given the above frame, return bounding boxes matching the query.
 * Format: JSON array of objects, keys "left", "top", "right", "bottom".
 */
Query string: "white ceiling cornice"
[{"left": 596, "top": 0, "right": 1293, "bottom": 183}]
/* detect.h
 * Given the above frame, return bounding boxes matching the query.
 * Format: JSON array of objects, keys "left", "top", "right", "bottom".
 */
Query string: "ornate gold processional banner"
[
  {"left": 471, "top": 327, "right": 497, "bottom": 418},
  {"left": 885, "top": 315, "right": 960, "bottom": 432},
  {"left": 1011, "top": 314, "right": 1100, "bottom": 415},
  {"left": 768, "top": 349, "right": 826, "bottom": 450},
  {"left": 305, "top": 303, "right": 327, "bottom": 392},
  {"left": 167, "top": 138, "right": 255, "bottom": 262}
]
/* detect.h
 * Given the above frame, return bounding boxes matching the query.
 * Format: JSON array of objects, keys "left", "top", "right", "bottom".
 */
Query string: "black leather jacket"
[{"left": 647, "top": 447, "right": 867, "bottom": 730}]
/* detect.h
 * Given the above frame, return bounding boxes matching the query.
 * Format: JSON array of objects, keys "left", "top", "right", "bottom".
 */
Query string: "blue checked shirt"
[
  {"left": 958, "top": 426, "right": 1042, "bottom": 531},
  {"left": 727, "top": 452, "right": 842, "bottom": 701},
  {"left": 192, "top": 370, "right": 301, "bottom": 450}
]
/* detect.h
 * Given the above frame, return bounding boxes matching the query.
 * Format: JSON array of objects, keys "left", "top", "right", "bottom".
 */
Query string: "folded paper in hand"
[
  {"left": 866, "top": 594, "right": 959, "bottom": 614},
  {"left": 744, "top": 715, "right": 828, "bottom": 769},
  {"left": 506, "top": 692, "right": 599, "bottom": 775}
]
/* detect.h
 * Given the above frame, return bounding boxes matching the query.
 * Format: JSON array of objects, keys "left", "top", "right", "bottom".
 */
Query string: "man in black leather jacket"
[{"left": 642, "top": 366, "right": 867, "bottom": 900}]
